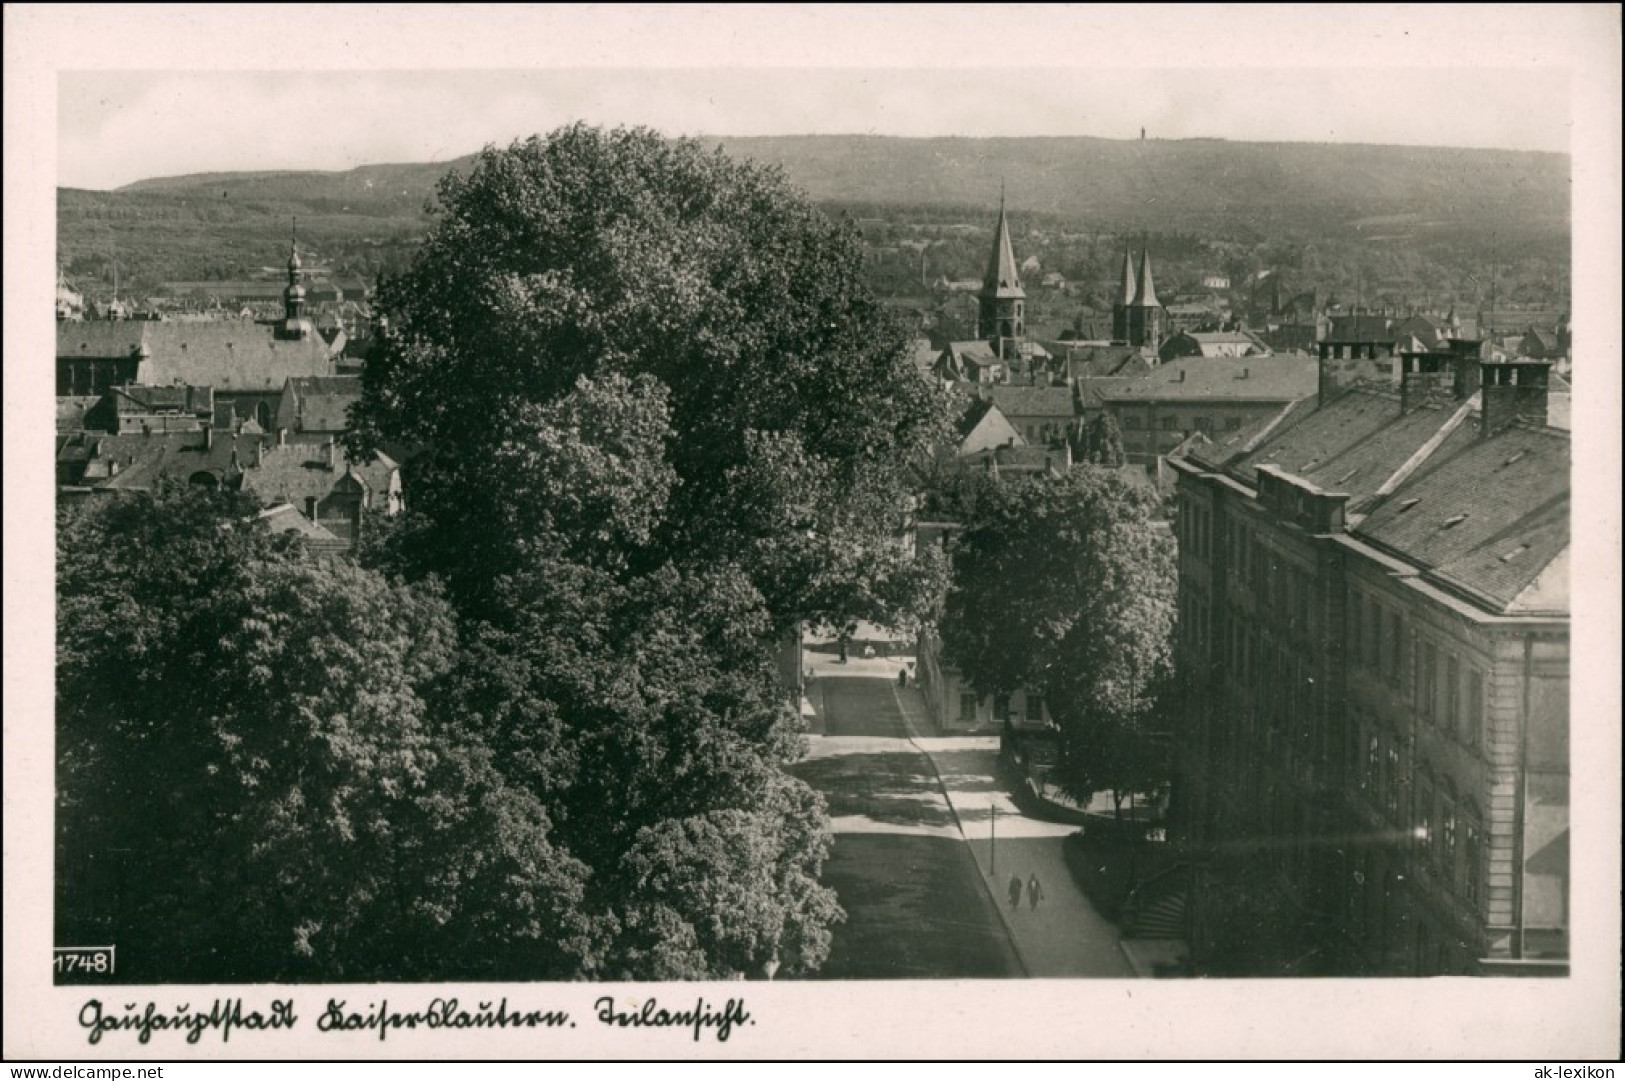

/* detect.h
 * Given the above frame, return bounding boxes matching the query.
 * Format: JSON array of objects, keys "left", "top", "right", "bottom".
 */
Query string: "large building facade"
[{"left": 1168, "top": 352, "right": 1569, "bottom": 976}]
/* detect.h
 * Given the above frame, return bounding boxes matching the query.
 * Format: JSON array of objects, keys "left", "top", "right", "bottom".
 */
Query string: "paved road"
[
  {"left": 790, "top": 667, "right": 1023, "bottom": 978},
  {"left": 793, "top": 656, "right": 1135, "bottom": 979}
]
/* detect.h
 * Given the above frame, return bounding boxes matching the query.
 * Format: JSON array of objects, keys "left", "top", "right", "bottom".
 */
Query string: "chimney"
[
  {"left": 1175, "top": 368, "right": 1186, "bottom": 382},
  {"left": 252, "top": 439, "right": 263, "bottom": 469},
  {"left": 306, "top": 496, "right": 319, "bottom": 521},
  {"left": 325, "top": 438, "right": 337, "bottom": 471},
  {"left": 203, "top": 423, "right": 213, "bottom": 451},
  {"left": 1479, "top": 359, "right": 1551, "bottom": 439},
  {"left": 1398, "top": 351, "right": 1458, "bottom": 412},
  {"left": 277, "top": 427, "right": 287, "bottom": 448},
  {"left": 1237, "top": 367, "right": 1250, "bottom": 380}
]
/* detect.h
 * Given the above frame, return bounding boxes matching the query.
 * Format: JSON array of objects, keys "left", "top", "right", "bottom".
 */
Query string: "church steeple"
[
  {"left": 1131, "top": 244, "right": 1161, "bottom": 308},
  {"left": 1112, "top": 246, "right": 1136, "bottom": 342},
  {"left": 282, "top": 218, "right": 310, "bottom": 338},
  {"left": 1124, "top": 237, "right": 1164, "bottom": 349},
  {"left": 978, "top": 188, "right": 1026, "bottom": 348}
]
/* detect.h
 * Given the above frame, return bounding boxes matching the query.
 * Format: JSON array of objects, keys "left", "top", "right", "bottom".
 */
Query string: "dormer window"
[
  {"left": 1397, "top": 498, "right": 1421, "bottom": 514},
  {"left": 1499, "top": 545, "right": 1529, "bottom": 563},
  {"left": 1441, "top": 513, "right": 1468, "bottom": 529}
]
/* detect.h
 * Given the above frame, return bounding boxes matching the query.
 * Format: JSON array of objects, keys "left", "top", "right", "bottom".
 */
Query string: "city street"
[{"left": 790, "top": 653, "right": 1133, "bottom": 979}]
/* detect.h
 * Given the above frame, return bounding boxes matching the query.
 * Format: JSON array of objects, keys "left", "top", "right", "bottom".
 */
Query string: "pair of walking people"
[{"left": 1007, "top": 872, "right": 1044, "bottom": 912}]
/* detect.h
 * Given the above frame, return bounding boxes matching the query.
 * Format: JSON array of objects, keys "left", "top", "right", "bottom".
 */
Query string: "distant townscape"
[{"left": 53, "top": 126, "right": 1570, "bottom": 983}]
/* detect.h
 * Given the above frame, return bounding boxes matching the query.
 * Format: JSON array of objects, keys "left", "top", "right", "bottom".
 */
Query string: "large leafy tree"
[
  {"left": 55, "top": 485, "right": 599, "bottom": 981},
  {"left": 349, "top": 124, "right": 952, "bottom": 629},
  {"left": 939, "top": 467, "right": 1177, "bottom": 821}
]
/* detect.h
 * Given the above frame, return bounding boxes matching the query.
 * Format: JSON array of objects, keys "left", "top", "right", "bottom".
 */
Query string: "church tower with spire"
[
  {"left": 1125, "top": 242, "right": 1165, "bottom": 349},
  {"left": 281, "top": 219, "right": 314, "bottom": 340},
  {"left": 1111, "top": 246, "right": 1136, "bottom": 343},
  {"left": 977, "top": 191, "right": 1026, "bottom": 355}
]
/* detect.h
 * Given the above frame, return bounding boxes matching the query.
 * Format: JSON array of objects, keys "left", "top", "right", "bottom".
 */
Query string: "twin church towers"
[{"left": 976, "top": 193, "right": 1164, "bottom": 352}]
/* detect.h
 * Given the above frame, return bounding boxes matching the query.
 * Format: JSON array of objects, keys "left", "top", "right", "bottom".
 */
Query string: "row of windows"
[
  {"left": 1358, "top": 718, "right": 1484, "bottom": 909},
  {"left": 1121, "top": 413, "right": 1245, "bottom": 434},
  {"left": 1222, "top": 519, "right": 1317, "bottom": 635},
  {"left": 1179, "top": 499, "right": 1214, "bottom": 562},
  {"left": 1349, "top": 588, "right": 1486, "bottom": 748}
]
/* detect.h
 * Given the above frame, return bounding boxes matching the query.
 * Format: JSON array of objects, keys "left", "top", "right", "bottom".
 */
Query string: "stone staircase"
[{"left": 1121, "top": 863, "right": 1190, "bottom": 941}]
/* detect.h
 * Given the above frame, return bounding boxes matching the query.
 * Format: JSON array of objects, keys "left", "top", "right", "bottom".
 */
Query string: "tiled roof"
[
  {"left": 244, "top": 442, "right": 399, "bottom": 511},
  {"left": 57, "top": 429, "right": 271, "bottom": 490},
  {"left": 258, "top": 503, "right": 343, "bottom": 541},
  {"left": 1230, "top": 387, "right": 1473, "bottom": 505},
  {"left": 114, "top": 384, "right": 213, "bottom": 414},
  {"left": 1098, "top": 355, "right": 1317, "bottom": 404},
  {"left": 983, "top": 383, "right": 1078, "bottom": 419},
  {"left": 1060, "top": 346, "right": 1152, "bottom": 378},
  {"left": 1185, "top": 396, "right": 1315, "bottom": 470},
  {"left": 59, "top": 321, "right": 336, "bottom": 391},
  {"left": 56, "top": 322, "right": 147, "bottom": 359},
  {"left": 1355, "top": 423, "right": 1569, "bottom": 614},
  {"left": 286, "top": 375, "right": 362, "bottom": 433},
  {"left": 954, "top": 397, "right": 998, "bottom": 440},
  {"left": 1073, "top": 376, "right": 1141, "bottom": 410}
]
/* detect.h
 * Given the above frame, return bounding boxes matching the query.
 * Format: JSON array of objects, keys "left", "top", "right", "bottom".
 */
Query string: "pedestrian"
[
  {"left": 1007, "top": 874, "right": 1023, "bottom": 910},
  {"left": 1027, "top": 873, "right": 1044, "bottom": 911},
  {"left": 898, "top": 666, "right": 908, "bottom": 688}
]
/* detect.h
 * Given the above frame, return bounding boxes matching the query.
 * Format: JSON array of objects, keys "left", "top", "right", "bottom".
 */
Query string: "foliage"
[
  {"left": 57, "top": 127, "right": 916, "bottom": 981},
  {"left": 55, "top": 485, "right": 601, "bottom": 980},
  {"left": 349, "top": 124, "right": 952, "bottom": 631},
  {"left": 939, "top": 467, "right": 1177, "bottom": 816},
  {"left": 1082, "top": 412, "right": 1126, "bottom": 467}
]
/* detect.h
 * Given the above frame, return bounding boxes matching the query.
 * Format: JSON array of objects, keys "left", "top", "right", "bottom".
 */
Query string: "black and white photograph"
[{"left": 5, "top": 4, "right": 1620, "bottom": 1062}]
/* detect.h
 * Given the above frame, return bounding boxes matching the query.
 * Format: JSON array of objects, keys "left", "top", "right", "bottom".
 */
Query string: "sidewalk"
[{"left": 885, "top": 673, "right": 1136, "bottom": 979}]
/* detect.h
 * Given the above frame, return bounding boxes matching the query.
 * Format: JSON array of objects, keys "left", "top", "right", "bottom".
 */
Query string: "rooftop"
[
  {"left": 1355, "top": 423, "right": 1569, "bottom": 615},
  {"left": 980, "top": 383, "right": 1078, "bottom": 418},
  {"left": 1098, "top": 354, "right": 1317, "bottom": 404},
  {"left": 1231, "top": 386, "right": 1477, "bottom": 509},
  {"left": 59, "top": 320, "right": 336, "bottom": 390}
]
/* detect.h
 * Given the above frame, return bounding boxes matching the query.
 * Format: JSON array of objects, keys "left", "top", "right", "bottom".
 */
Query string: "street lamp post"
[{"left": 991, "top": 802, "right": 997, "bottom": 877}]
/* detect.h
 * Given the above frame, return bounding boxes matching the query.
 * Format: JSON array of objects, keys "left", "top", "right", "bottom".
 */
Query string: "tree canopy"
[
  {"left": 349, "top": 124, "right": 951, "bottom": 629},
  {"left": 938, "top": 467, "right": 1177, "bottom": 812},
  {"left": 57, "top": 127, "right": 974, "bottom": 981}
]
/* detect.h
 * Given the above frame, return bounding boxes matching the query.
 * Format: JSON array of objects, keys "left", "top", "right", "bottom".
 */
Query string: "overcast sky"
[{"left": 25, "top": 5, "right": 1602, "bottom": 190}]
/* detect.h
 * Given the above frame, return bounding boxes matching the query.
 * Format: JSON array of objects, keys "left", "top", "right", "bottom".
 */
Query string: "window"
[
  {"left": 959, "top": 693, "right": 978, "bottom": 722},
  {"left": 1195, "top": 415, "right": 1213, "bottom": 432},
  {"left": 1440, "top": 793, "right": 1457, "bottom": 877},
  {"left": 993, "top": 695, "right": 1011, "bottom": 722},
  {"left": 1466, "top": 669, "right": 1484, "bottom": 749},
  {"left": 1415, "top": 774, "right": 1433, "bottom": 852},
  {"left": 1419, "top": 640, "right": 1438, "bottom": 722},
  {"left": 1367, "top": 598, "right": 1381, "bottom": 672},
  {"left": 1026, "top": 694, "right": 1045, "bottom": 723},
  {"left": 1351, "top": 591, "right": 1364, "bottom": 668},
  {"left": 1464, "top": 811, "right": 1482, "bottom": 906},
  {"left": 1160, "top": 416, "right": 1179, "bottom": 431},
  {"left": 1387, "top": 611, "right": 1404, "bottom": 685},
  {"left": 1445, "top": 654, "right": 1460, "bottom": 740},
  {"left": 1384, "top": 742, "right": 1402, "bottom": 819}
]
